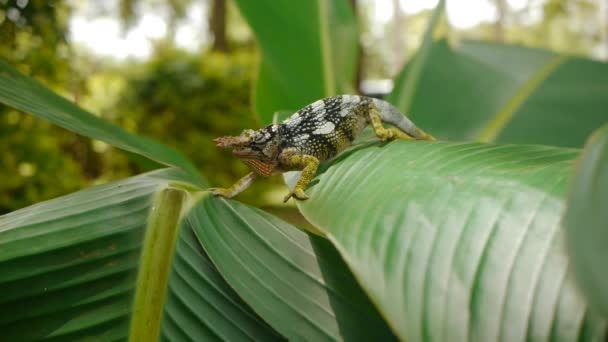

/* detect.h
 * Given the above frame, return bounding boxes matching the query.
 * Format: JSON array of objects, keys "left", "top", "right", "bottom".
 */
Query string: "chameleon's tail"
[{"left": 370, "top": 98, "right": 435, "bottom": 141}]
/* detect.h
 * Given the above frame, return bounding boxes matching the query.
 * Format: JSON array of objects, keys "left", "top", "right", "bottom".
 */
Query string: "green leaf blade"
[
  {"left": 296, "top": 141, "right": 606, "bottom": 341},
  {"left": 564, "top": 124, "right": 608, "bottom": 318},
  {"left": 233, "top": 0, "right": 357, "bottom": 123},
  {"left": 495, "top": 58, "right": 608, "bottom": 147},
  {"left": 0, "top": 169, "right": 281, "bottom": 341},
  {"left": 161, "top": 223, "right": 282, "bottom": 342},
  {"left": 0, "top": 171, "right": 167, "bottom": 341},
  {"left": 190, "top": 196, "right": 396, "bottom": 341},
  {"left": 390, "top": 40, "right": 608, "bottom": 147},
  {"left": 0, "top": 60, "right": 204, "bottom": 184}
]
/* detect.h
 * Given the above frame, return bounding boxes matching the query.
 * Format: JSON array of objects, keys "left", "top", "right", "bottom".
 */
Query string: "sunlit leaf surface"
[{"left": 296, "top": 140, "right": 606, "bottom": 340}]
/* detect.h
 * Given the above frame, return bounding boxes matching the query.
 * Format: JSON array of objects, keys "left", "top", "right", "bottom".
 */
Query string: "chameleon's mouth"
[{"left": 232, "top": 149, "right": 256, "bottom": 158}]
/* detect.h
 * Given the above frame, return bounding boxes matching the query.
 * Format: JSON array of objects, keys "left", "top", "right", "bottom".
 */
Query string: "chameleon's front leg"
[
  {"left": 209, "top": 172, "right": 257, "bottom": 199},
  {"left": 368, "top": 107, "right": 415, "bottom": 141},
  {"left": 279, "top": 150, "right": 320, "bottom": 202}
]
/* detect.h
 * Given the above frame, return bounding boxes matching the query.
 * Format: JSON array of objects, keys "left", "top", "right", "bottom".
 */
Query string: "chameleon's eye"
[{"left": 241, "top": 129, "right": 255, "bottom": 139}]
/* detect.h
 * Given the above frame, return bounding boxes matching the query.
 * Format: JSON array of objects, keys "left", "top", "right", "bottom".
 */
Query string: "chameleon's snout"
[{"left": 213, "top": 135, "right": 248, "bottom": 149}]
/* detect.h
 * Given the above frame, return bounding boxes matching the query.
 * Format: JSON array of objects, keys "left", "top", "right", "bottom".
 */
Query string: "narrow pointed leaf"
[
  {"left": 189, "top": 196, "right": 396, "bottom": 341},
  {"left": 233, "top": 0, "right": 357, "bottom": 123},
  {"left": 564, "top": 124, "right": 608, "bottom": 317},
  {"left": 0, "top": 60, "right": 203, "bottom": 183},
  {"left": 295, "top": 141, "right": 606, "bottom": 341}
]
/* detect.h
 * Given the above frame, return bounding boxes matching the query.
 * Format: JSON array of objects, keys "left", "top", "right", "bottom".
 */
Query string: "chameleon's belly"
[{"left": 328, "top": 113, "right": 368, "bottom": 154}]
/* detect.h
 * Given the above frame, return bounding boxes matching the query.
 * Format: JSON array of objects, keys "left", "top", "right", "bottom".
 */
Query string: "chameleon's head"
[{"left": 214, "top": 125, "right": 280, "bottom": 162}]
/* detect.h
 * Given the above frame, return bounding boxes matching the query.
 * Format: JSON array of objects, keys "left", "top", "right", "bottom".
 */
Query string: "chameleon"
[{"left": 210, "top": 95, "right": 435, "bottom": 202}]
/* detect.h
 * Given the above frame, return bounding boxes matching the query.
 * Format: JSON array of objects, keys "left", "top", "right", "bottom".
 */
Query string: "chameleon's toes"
[
  {"left": 294, "top": 190, "right": 310, "bottom": 201},
  {"left": 387, "top": 128, "right": 416, "bottom": 141},
  {"left": 377, "top": 129, "right": 396, "bottom": 141},
  {"left": 208, "top": 187, "right": 233, "bottom": 198},
  {"left": 283, "top": 188, "right": 309, "bottom": 203}
]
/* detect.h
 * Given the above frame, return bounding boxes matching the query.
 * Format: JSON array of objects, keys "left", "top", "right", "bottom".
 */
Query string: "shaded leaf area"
[
  {"left": 0, "top": 168, "right": 273, "bottom": 341},
  {"left": 161, "top": 219, "right": 282, "bottom": 341},
  {"left": 233, "top": 0, "right": 357, "bottom": 123},
  {"left": 0, "top": 170, "right": 173, "bottom": 341},
  {"left": 394, "top": 40, "right": 608, "bottom": 147},
  {"left": 297, "top": 141, "right": 606, "bottom": 341},
  {"left": 190, "top": 196, "right": 397, "bottom": 341},
  {"left": 564, "top": 124, "right": 608, "bottom": 318},
  {"left": 0, "top": 60, "right": 204, "bottom": 184}
]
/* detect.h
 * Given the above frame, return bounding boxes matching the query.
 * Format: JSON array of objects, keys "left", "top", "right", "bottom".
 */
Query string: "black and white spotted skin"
[
  {"left": 211, "top": 94, "right": 434, "bottom": 201},
  {"left": 278, "top": 95, "right": 370, "bottom": 162}
]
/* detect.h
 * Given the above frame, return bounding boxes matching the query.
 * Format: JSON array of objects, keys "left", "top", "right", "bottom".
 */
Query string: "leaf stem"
[{"left": 129, "top": 188, "right": 186, "bottom": 341}]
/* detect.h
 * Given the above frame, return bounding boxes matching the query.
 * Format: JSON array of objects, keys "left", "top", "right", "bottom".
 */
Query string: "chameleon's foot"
[
  {"left": 389, "top": 128, "right": 415, "bottom": 141},
  {"left": 208, "top": 187, "right": 235, "bottom": 198},
  {"left": 208, "top": 172, "right": 257, "bottom": 199},
  {"left": 283, "top": 188, "right": 309, "bottom": 203},
  {"left": 377, "top": 128, "right": 414, "bottom": 141}
]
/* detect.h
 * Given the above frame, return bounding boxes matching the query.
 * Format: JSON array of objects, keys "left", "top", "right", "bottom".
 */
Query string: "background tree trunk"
[
  {"left": 392, "top": 0, "right": 407, "bottom": 75},
  {"left": 350, "top": 0, "right": 363, "bottom": 94},
  {"left": 495, "top": 0, "right": 505, "bottom": 42},
  {"left": 604, "top": 0, "right": 608, "bottom": 60},
  {"left": 210, "top": 0, "right": 229, "bottom": 52}
]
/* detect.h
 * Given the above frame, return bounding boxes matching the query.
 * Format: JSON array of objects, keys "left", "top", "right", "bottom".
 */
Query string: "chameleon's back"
[
  {"left": 278, "top": 95, "right": 370, "bottom": 161},
  {"left": 211, "top": 94, "right": 432, "bottom": 201}
]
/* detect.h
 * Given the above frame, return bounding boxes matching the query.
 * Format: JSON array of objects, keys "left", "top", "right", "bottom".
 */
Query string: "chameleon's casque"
[{"left": 211, "top": 95, "right": 435, "bottom": 202}]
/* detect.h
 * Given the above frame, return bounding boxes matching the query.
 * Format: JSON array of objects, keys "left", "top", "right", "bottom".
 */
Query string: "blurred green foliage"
[
  {"left": 0, "top": 44, "right": 284, "bottom": 213},
  {"left": 0, "top": 0, "right": 281, "bottom": 213},
  {"left": 0, "top": 0, "right": 71, "bottom": 80},
  {"left": 0, "top": 0, "right": 89, "bottom": 213},
  {"left": 113, "top": 46, "right": 283, "bottom": 205},
  {"left": 0, "top": 111, "right": 88, "bottom": 212}
]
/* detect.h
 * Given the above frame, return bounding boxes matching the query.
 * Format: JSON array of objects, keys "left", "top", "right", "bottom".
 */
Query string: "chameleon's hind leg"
[
  {"left": 368, "top": 107, "right": 415, "bottom": 141},
  {"left": 279, "top": 149, "right": 320, "bottom": 202}
]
